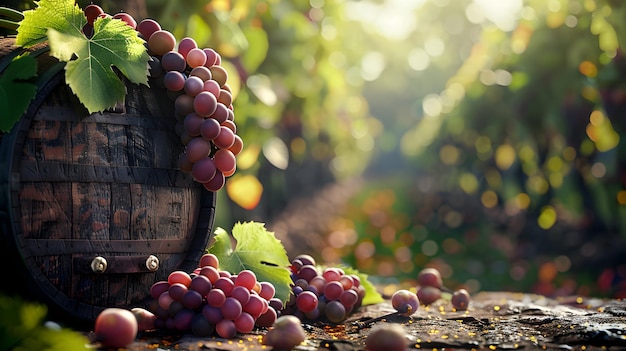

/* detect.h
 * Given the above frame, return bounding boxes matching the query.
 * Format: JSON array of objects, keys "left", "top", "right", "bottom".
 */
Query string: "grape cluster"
[
  {"left": 147, "top": 254, "right": 280, "bottom": 339},
  {"left": 283, "top": 254, "right": 366, "bottom": 323},
  {"left": 81, "top": 5, "right": 242, "bottom": 192},
  {"left": 416, "top": 267, "right": 471, "bottom": 311}
]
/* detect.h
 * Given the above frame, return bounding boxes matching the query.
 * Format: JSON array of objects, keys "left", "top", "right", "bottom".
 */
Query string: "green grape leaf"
[
  {"left": 15, "top": 0, "right": 86, "bottom": 48},
  {"left": 209, "top": 222, "right": 293, "bottom": 304},
  {"left": 16, "top": 0, "right": 149, "bottom": 113},
  {"left": 0, "top": 54, "right": 37, "bottom": 132},
  {"left": 0, "top": 295, "right": 89, "bottom": 351}
]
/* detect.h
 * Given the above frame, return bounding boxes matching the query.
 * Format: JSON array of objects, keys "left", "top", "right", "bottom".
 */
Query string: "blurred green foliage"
[
  {"left": 5, "top": 0, "right": 626, "bottom": 297},
  {"left": 319, "top": 0, "right": 626, "bottom": 298}
]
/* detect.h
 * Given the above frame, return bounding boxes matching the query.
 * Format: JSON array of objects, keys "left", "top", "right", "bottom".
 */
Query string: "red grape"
[
  {"left": 189, "top": 275, "right": 212, "bottom": 296},
  {"left": 451, "top": 288, "right": 470, "bottom": 311},
  {"left": 209, "top": 65, "right": 228, "bottom": 86},
  {"left": 186, "top": 48, "right": 207, "bottom": 68},
  {"left": 148, "top": 30, "right": 176, "bottom": 56},
  {"left": 203, "top": 48, "right": 219, "bottom": 67},
  {"left": 163, "top": 70, "right": 185, "bottom": 92},
  {"left": 94, "top": 308, "right": 138, "bottom": 348},
  {"left": 255, "top": 306, "right": 277, "bottom": 327},
  {"left": 416, "top": 286, "right": 441, "bottom": 305},
  {"left": 221, "top": 297, "right": 243, "bottom": 320},
  {"left": 258, "top": 282, "right": 275, "bottom": 300},
  {"left": 228, "top": 135, "right": 244, "bottom": 156},
  {"left": 168, "top": 283, "right": 188, "bottom": 302},
  {"left": 234, "top": 312, "right": 255, "bottom": 333},
  {"left": 263, "top": 315, "right": 306, "bottom": 349},
  {"left": 183, "top": 112, "right": 205, "bottom": 136},
  {"left": 203, "top": 79, "right": 221, "bottom": 97},
  {"left": 202, "top": 171, "right": 225, "bottom": 191},
  {"left": 178, "top": 37, "right": 198, "bottom": 58},
  {"left": 365, "top": 324, "right": 407, "bottom": 351},
  {"left": 417, "top": 267, "right": 443, "bottom": 289},
  {"left": 214, "top": 149, "right": 236, "bottom": 174},
  {"left": 193, "top": 91, "right": 218, "bottom": 117},
  {"left": 391, "top": 289, "right": 419, "bottom": 316},
  {"left": 199, "top": 253, "right": 219, "bottom": 269},
  {"left": 84, "top": 4, "right": 104, "bottom": 25},
  {"left": 213, "top": 126, "right": 235, "bottom": 149},
  {"left": 190, "top": 66, "right": 212, "bottom": 81},
  {"left": 161, "top": 51, "right": 186, "bottom": 72},
  {"left": 184, "top": 76, "right": 205, "bottom": 97},
  {"left": 217, "top": 89, "right": 233, "bottom": 106},
  {"left": 112, "top": 12, "right": 137, "bottom": 29},
  {"left": 235, "top": 270, "right": 257, "bottom": 290},
  {"left": 295, "top": 291, "right": 318, "bottom": 313},
  {"left": 200, "top": 118, "right": 221, "bottom": 140},
  {"left": 325, "top": 300, "right": 346, "bottom": 323},
  {"left": 150, "top": 281, "right": 169, "bottom": 299},
  {"left": 168, "top": 271, "right": 192, "bottom": 287},
  {"left": 215, "top": 319, "right": 237, "bottom": 339},
  {"left": 191, "top": 157, "right": 217, "bottom": 183},
  {"left": 137, "top": 18, "right": 161, "bottom": 40},
  {"left": 186, "top": 137, "right": 212, "bottom": 163}
]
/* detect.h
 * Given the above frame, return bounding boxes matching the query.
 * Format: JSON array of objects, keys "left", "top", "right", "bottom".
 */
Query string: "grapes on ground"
[
  {"left": 146, "top": 253, "right": 281, "bottom": 339},
  {"left": 414, "top": 267, "right": 472, "bottom": 310},
  {"left": 282, "top": 254, "right": 366, "bottom": 324}
]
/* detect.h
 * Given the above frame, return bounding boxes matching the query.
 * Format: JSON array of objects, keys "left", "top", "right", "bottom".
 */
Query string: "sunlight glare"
[
  {"left": 467, "top": 0, "right": 523, "bottom": 32},
  {"left": 345, "top": 0, "right": 427, "bottom": 40}
]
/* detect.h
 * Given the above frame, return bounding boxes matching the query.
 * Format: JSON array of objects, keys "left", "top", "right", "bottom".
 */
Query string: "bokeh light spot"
[
  {"left": 495, "top": 143, "right": 516, "bottom": 170},
  {"left": 617, "top": 190, "right": 626, "bottom": 205},
  {"left": 440, "top": 144, "right": 460, "bottom": 165},
  {"left": 481, "top": 190, "right": 498, "bottom": 208},
  {"left": 421, "top": 240, "right": 439, "bottom": 256},
  {"left": 578, "top": 61, "right": 598, "bottom": 78},
  {"left": 537, "top": 206, "right": 557, "bottom": 230}
]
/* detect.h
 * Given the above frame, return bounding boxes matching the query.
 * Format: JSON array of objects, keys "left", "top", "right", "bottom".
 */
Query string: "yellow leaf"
[{"left": 226, "top": 174, "right": 263, "bottom": 210}]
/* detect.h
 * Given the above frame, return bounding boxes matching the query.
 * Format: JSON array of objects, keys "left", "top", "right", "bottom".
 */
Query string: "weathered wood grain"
[{"left": 0, "top": 37, "right": 215, "bottom": 323}]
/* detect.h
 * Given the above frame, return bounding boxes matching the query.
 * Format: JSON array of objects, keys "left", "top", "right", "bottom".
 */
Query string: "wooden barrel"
[{"left": 0, "top": 38, "right": 215, "bottom": 322}]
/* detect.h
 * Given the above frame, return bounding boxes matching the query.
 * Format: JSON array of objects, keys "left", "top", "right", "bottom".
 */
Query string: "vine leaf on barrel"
[
  {"left": 209, "top": 222, "right": 293, "bottom": 304},
  {"left": 0, "top": 55, "right": 37, "bottom": 132},
  {"left": 15, "top": 0, "right": 150, "bottom": 113},
  {"left": 15, "top": 0, "right": 85, "bottom": 48}
]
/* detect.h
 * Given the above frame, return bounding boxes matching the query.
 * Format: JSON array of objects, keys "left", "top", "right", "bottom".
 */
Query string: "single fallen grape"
[
  {"left": 365, "top": 324, "right": 407, "bottom": 351},
  {"left": 94, "top": 308, "right": 138, "bottom": 348},
  {"left": 263, "top": 315, "right": 306, "bottom": 350},
  {"left": 416, "top": 285, "right": 442, "bottom": 305},
  {"left": 417, "top": 267, "right": 443, "bottom": 289},
  {"left": 391, "top": 289, "right": 419, "bottom": 316},
  {"left": 451, "top": 288, "right": 471, "bottom": 311},
  {"left": 131, "top": 307, "right": 156, "bottom": 332}
]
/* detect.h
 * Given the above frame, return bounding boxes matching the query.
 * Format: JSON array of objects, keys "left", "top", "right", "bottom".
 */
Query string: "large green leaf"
[
  {"left": 15, "top": 0, "right": 85, "bottom": 48},
  {"left": 208, "top": 222, "right": 293, "bottom": 304},
  {"left": 16, "top": 0, "right": 149, "bottom": 113},
  {"left": 0, "top": 54, "right": 37, "bottom": 132},
  {"left": 47, "top": 16, "right": 149, "bottom": 113}
]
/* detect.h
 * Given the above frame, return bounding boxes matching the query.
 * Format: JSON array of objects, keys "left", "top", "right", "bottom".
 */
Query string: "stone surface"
[{"left": 122, "top": 291, "right": 626, "bottom": 350}]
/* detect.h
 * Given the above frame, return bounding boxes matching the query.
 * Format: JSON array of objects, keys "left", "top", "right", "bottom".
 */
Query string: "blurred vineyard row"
[{"left": 5, "top": 0, "right": 626, "bottom": 297}]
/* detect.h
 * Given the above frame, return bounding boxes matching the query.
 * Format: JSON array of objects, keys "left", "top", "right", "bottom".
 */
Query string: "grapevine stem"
[{"left": 349, "top": 310, "right": 405, "bottom": 330}]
